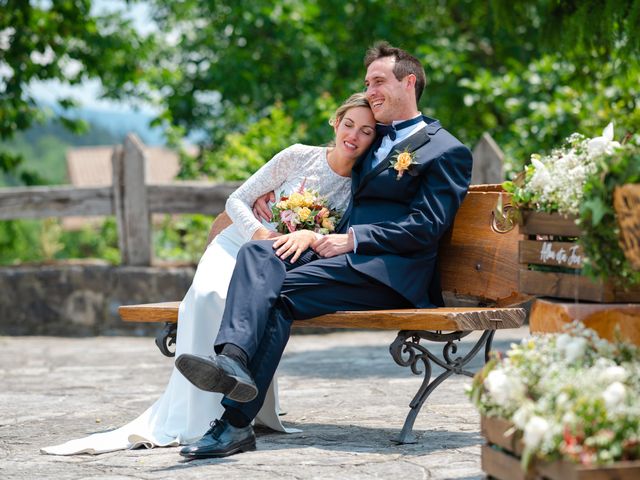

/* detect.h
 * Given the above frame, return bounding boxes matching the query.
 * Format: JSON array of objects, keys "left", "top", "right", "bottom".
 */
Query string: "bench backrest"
[
  {"left": 439, "top": 184, "right": 521, "bottom": 305},
  {"left": 206, "top": 184, "right": 522, "bottom": 307}
]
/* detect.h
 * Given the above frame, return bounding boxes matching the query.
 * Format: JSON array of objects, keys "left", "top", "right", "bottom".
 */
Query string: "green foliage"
[
  {"left": 461, "top": 54, "right": 640, "bottom": 174},
  {"left": 0, "top": 0, "right": 153, "bottom": 185},
  {"left": 579, "top": 140, "right": 640, "bottom": 286},
  {"left": 180, "top": 104, "right": 307, "bottom": 181},
  {"left": 138, "top": 0, "right": 640, "bottom": 177},
  {"left": 1, "top": 119, "right": 122, "bottom": 186},
  {"left": 490, "top": 0, "right": 640, "bottom": 58},
  {"left": 0, "top": 220, "right": 42, "bottom": 264},
  {"left": 0, "top": 217, "right": 121, "bottom": 266},
  {"left": 153, "top": 214, "right": 213, "bottom": 263},
  {"left": 58, "top": 218, "right": 120, "bottom": 264},
  {"left": 143, "top": 0, "right": 521, "bottom": 146}
]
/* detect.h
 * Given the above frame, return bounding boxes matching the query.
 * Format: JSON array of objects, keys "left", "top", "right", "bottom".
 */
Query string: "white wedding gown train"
[{"left": 42, "top": 225, "right": 298, "bottom": 456}]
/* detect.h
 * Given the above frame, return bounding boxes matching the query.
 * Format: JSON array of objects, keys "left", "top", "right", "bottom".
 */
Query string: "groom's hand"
[
  {"left": 252, "top": 191, "right": 275, "bottom": 222},
  {"left": 312, "top": 232, "right": 354, "bottom": 258}
]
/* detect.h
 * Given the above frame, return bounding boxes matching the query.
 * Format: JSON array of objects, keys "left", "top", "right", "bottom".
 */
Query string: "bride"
[{"left": 42, "top": 93, "right": 377, "bottom": 455}]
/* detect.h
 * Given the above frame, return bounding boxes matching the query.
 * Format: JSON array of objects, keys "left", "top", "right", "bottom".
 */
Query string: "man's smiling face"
[{"left": 364, "top": 56, "right": 415, "bottom": 125}]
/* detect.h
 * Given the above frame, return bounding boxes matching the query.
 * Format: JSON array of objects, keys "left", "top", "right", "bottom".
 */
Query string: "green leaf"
[{"left": 583, "top": 197, "right": 608, "bottom": 226}]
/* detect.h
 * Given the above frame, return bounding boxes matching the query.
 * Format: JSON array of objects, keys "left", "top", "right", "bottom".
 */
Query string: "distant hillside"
[
  {"left": 1, "top": 106, "right": 165, "bottom": 187},
  {"left": 69, "top": 106, "right": 165, "bottom": 146}
]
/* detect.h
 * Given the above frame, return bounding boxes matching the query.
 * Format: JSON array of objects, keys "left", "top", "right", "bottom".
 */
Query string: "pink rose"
[{"left": 281, "top": 210, "right": 299, "bottom": 233}]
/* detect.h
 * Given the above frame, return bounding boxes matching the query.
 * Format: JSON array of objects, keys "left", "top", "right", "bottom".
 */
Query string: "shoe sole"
[
  {"left": 180, "top": 438, "right": 256, "bottom": 459},
  {"left": 175, "top": 355, "right": 258, "bottom": 403}
]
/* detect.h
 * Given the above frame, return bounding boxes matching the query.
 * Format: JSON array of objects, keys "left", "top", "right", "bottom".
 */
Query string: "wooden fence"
[
  {"left": 0, "top": 134, "right": 238, "bottom": 266},
  {"left": 0, "top": 132, "right": 504, "bottom": 266}
]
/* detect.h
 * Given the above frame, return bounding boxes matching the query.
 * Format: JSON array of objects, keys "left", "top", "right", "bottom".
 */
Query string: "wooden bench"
[{"left": 119, "top": 184, "right": 529, "bottom": 443}]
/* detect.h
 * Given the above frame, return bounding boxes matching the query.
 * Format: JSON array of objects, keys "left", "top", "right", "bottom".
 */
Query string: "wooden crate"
[
  {"left": 481, "top": 416, "right": 640, "bottom": 480},
  {"left": 518, "top": 211, "right": 640, "bottom": 302},
  {"left": 481, "top": 416, "right": 535, "bottom": 480}
]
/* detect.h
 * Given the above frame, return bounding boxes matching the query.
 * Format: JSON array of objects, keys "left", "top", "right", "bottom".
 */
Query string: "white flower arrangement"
[
  {"left": 503, "top": 123, "right": 621, "bottom": 216},
  {"left": 468, "top": 322, "right": 640, "bottom": 468}
]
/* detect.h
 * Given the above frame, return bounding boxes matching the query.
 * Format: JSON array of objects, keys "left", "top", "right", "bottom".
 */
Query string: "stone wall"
[{"left": 0, "top": 263, "right": 195, "bottom": 336}]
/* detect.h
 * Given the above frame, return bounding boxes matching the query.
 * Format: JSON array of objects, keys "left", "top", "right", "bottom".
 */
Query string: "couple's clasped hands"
[{"left": 250, "top": 191, "right": 354, "bottom": 263}]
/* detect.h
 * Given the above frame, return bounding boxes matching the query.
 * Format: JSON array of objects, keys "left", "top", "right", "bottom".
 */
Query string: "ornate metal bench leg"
[
  {"left": 389, "top": 329, "right": 496, "bottom": 444},
  {"left": 484, "top": 329, "right": 496, "bottom": 362},
  {"left": 155, "top": 322, "right": 177, "bottom": 357}
]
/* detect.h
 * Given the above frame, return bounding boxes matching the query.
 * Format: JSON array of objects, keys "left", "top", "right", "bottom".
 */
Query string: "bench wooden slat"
[
  {"left": 119, "top": 302, "right": 181, "bottom": 323},
  {"left": 118, "top": 303, "right": 524, "bottom": 331}
]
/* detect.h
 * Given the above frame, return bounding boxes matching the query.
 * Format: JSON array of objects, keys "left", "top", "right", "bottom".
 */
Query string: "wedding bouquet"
[
  {"left": 468, "top": 322, "right": 640, "bottom": 468},
  {"left": 270, "top": 183, "right": 342, "bottom": 235}
]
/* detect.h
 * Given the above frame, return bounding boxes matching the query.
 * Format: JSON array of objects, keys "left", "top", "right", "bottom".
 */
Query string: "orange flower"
[
  {"left": 394, "top": 152, "right": 413, "bottom": 171},
  {"left": 321, "top": 217, "right": 335, "bottom": 231},
  {"left": 389, "top": 149, "right": 417, "bottom": 180}
]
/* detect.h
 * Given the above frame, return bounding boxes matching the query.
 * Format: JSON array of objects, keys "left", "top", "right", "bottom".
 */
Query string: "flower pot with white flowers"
[
  {"left": 501, "top": 124, "right": 640, "bottom": 302},
  {"left": 469, "top": 323, "right": 640, "bottom": 479}
]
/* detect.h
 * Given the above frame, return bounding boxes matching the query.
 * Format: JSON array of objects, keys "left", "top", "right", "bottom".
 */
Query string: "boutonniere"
[{"left": 389, "top": 149, "right": 418, "bottom": 180}]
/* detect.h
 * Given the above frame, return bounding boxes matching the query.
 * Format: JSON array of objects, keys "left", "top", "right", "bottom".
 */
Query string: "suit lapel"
[
  {"left": 334, "top": 197, "right": 352, "bottom": 233},
  {"left": 354, "top": 126, "right": 431, "bottom": 196},
  {"left": 351, "top": 137, "right": 380, "bottom": 195}
]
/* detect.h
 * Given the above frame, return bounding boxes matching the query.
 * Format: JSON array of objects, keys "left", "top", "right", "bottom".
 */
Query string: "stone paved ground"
[{"left": 0, "top": 327, "right": 529, "bottom": 479}]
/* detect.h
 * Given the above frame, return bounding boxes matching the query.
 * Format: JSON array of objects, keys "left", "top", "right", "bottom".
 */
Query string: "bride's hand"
[
  {"left": 252, "top": 191, "right": 275, "bottom": 222},
  {"left": 272, "top": 230, "right": 319, "bottom": 263}
]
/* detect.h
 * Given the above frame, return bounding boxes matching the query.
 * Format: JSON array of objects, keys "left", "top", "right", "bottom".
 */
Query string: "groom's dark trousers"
[{"left": 215, "top": 241, "right": 411, "bottom": 421}]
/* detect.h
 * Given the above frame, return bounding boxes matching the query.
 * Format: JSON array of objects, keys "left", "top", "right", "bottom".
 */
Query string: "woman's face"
[{"left": 333, "top": 106, "right": 376, "bottom": 161}]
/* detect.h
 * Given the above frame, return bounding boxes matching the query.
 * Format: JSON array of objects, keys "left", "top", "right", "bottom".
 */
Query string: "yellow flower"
[
  {"left": 302, "top": 191, "right": 315, "bottom": 206},
  {"left": 276, "top": 200, "right": 289, "bottom": 210},
  {"left": 394, "top": 152, "right": 413, "bottom": 171},
  {"left": 288, "top": 192, "right": 305, "bottom": 208},
  {"left": 298, "top": 207, "right": 312, "bottom": 222},
  {"left": 321, "top": 217, "right": 335, "bottom": 231},
  {"left": 390, "top": 149, "right": 417, "bottom": 180}
]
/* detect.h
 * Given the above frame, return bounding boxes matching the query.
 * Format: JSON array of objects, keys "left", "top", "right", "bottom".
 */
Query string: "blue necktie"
[{"left": 375, "top": 116, "right": 423, "bottom": 140}]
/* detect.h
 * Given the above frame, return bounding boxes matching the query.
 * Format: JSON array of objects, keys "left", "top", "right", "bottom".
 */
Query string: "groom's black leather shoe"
[
  {"left": 175, "top": 353, "right": 258, "bottom": 402},
  {"left": 180, "top": 419, "right": 256, "bottom": 459}
]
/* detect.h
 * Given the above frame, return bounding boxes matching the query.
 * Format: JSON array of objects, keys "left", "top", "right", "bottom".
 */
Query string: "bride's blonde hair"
[{"left": 328, "top": 92, "right": 371, "bottom": 128}]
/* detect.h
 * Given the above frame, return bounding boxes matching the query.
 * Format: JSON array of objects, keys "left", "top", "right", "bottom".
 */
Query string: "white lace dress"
[{"left": 41, "top": 144, "right": 351, "bottom": 455}]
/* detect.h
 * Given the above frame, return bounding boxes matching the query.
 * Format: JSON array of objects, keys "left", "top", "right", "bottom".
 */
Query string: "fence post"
[
  {"left": 112, "top": 134, "right": 152, "bottom": 266},
  {"left": 471, "top": 133, "right": 504, "bottom": 185}
]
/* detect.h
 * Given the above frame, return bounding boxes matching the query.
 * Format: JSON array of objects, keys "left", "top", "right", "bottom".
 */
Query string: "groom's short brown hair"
[{"left": 364, "top": 41, "right": 426, "bottom": 103}]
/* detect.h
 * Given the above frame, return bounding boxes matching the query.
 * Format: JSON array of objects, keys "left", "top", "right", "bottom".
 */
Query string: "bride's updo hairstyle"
[{"left": 328, "top": 92, "right": 371, "bottom": 128}]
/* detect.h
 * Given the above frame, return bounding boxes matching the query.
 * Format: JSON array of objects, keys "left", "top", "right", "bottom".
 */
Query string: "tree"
[
  {"left": 0, "top": 0, "right": 155, "bottom": 185},
  {"left": 490, "top": 0, "right": 640, "bottom": 58},
  {"left": 0, "top": 0, "right": 157, "bottom": 265},
  {"left": 138, "top": 0, "right": 637, "bottom": 178}
]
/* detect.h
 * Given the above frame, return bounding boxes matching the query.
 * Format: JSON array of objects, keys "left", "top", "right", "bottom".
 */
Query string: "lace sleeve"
[{"left": 225, "top": 144, "right": 300, "bottom": 242}]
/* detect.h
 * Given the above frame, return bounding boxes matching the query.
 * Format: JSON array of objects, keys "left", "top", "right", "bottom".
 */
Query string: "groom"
[{"left": 176, "top": 42, "right": 473, "bottom": 458}]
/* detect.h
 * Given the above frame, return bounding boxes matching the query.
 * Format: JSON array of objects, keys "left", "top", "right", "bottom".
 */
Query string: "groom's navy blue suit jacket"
[{"left": 337, "top": 116, "right": 472, "bottom": 308}]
